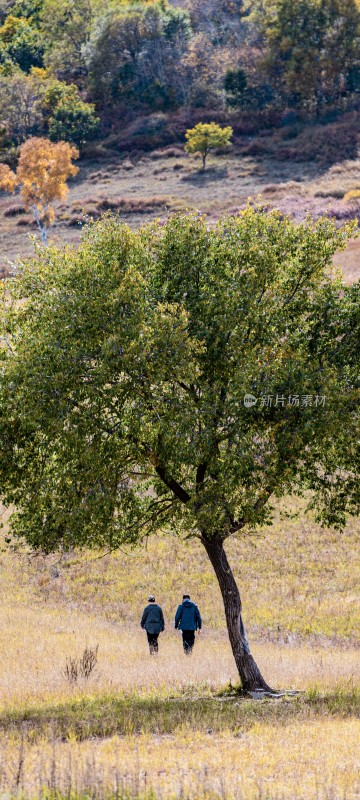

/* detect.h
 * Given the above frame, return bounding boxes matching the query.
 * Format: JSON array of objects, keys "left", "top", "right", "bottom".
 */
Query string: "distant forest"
[{"left": 0, "top": 0, "right": 359, "bottom": 157}]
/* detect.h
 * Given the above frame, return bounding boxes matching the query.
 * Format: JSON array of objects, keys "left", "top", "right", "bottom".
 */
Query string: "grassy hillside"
[{"left": 1, "top": 141, "right": 359, "bottom": 281}]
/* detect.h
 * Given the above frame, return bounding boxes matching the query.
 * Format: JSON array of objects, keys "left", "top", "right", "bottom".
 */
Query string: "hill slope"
[{"left": 1, "top": 142, "right": 359, "bottom": 281}]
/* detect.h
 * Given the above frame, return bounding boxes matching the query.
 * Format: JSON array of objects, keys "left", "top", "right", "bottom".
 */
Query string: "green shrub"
[{"left": 48, "top": 96, "right": 100, "bottom": 146}]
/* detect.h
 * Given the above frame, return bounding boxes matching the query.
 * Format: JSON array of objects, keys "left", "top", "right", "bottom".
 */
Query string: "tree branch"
[
  {"left": 230, "top": 486, "right": 274, "bottom": 534},
  {"left": 154, "top": 464, "right": 190, "bottom": 504},
  {"left": 177, "top": 381, "right": 199, "bottom": 403},
  {"left": 196, "top": 462, "right": 207, "bottom": 487},
  {"left": 0, "top": 336, "right": 15, "bottom": 356}
]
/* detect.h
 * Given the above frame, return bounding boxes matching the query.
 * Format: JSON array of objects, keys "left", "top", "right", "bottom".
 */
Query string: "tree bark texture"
[{"left": 202, "top": 534, "right": 274, "bottom": 693}]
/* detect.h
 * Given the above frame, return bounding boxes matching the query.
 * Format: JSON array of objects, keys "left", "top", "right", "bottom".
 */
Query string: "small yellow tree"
[
  {"left": 185, "top": 122, "right": 233, "bottom": 170},
  {"left": 0, "top": 137, "right": 79, "bottom": 244}
]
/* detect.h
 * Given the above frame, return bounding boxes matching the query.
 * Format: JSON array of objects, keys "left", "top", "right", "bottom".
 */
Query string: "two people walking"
[{"left": 141, "top": 593, "right": 202, "bottom": 655}]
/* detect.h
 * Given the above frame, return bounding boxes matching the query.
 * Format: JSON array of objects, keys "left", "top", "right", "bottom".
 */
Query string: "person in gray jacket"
[
  {"left": 174, "top": 594, "right": 202, "bottom": 654},
  {"left": 141, "top": 595, "right": 165, "bottom": 654}
]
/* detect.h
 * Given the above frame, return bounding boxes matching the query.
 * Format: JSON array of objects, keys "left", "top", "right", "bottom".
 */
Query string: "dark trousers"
[
  {"left": 182, "top": 630, "right": 195, "bottom": 654},
  {"left": 146, "top": 632, "right": 159, "bottom": 654}
]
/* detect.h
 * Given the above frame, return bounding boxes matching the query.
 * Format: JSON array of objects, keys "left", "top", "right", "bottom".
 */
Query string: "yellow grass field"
[
  {"left": 0, "top": 722, "right": 359, "bottom": 800},
  {"left": 1, "top": 608, "right": 360, "bottom": 706},
  {"left": 0, "top": 497, "right": 359, "bottom": 798}
]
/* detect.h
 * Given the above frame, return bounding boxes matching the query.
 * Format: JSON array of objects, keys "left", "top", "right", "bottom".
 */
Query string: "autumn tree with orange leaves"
[{"left": 0, "top": 137, "right": 79, "bottom": 244}]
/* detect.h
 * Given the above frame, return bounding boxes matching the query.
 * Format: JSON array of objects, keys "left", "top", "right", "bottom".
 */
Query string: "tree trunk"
[
  {"left": 33, "top": 205, "right": 47, "bottom": 245},
  {"left": 202, "top": 533, "right": 274, "bottom": 693}
]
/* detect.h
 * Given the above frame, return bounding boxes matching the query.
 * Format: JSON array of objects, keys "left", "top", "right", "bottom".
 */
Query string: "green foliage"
[
  {"left": 346, "top": 63, "right": 360, "bottom": 92},
  {"left": 0, "top": 210, "right": 359, "bottom": 554},
  {"left": 185, "top": 122, "right": 233, "bottom": 168},
  {"left": 0, "top": 50, "right": 15, "bottom": 74},
  {"left": 0, "top": 68, "right": 99, "bottom": 145},
  {"left": 261, "top": 0, "right": 360, "bottom": 109},
  {"left": 40, "top": 0, "right": 93, "bottom": 82},
  {"left": 224, "top": 66, "right": 247, "bottom": 107},
  {"left": 0, "top": 13, "right": 44, "bottom": 70},
  {"left": 47, "top": 94, "right": 99, "bottom": 146},
  {"left": 224, "top": 67, "right": 274, "bottom": 110},
  {"left": 86, "top": 1, "right": 191, "bottom": 112},
  {"left": 0, "top": 70, "right": 43, "bottom": 141},
  {"left": 11, "top": 0, "right": 43, "bottom": 22}
]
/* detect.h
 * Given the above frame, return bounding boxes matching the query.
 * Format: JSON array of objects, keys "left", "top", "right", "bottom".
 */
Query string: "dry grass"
[
  {"left": 0, "top": 722, "right": 359, "bottom": 799},
  {"left": 331, "top": 237, "right": 360, "bottom": 284},
  {"left": 0, "top": 607, "right": 359, "bottom": 709},
  {"left": 13, "top": 499, "right": 359, "bottom": 644},
  {"left": 0, "top": 498, "right": 359, "bottom": 710}
]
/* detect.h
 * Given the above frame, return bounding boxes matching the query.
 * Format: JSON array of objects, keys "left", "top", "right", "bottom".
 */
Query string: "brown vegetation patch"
[
  {"left": 237, "top": 113, "right": 359, "bottom": 166},
  {"left": 243, "top": 141, "right": 271, "bottom": 157},
  {"left": 97, "top": 196, "right": 177, "bottom": 214},
  {"left": 149, "top": 146, "right": 184, "bottom": 160},
  {"left": 261, "top": 181, "right": 306, "bottom": 195},
  {"left": 276, "top": 115, "right": 359, "bottom": 164},
  {"left": 121, "top": 159, "right": 135, "bottom": 171},
  {"left": 3, "top": 204, "right": 26, "bottom": 217},
  {"left": 67, "top": 196, "right": 181, "bottom": 226},
  {"left": 88, "top": 171, "right": 110, "bottom": 183},
  {"left": 16, "top": 216, "right": 33, "bottom": 226}
]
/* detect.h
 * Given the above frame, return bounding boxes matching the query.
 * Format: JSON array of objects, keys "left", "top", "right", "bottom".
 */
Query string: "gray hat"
[{"left": 148, "top": 595, "right": 155, "bottom": 602}]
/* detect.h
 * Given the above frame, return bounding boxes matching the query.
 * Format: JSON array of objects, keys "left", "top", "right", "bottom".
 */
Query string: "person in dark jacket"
[
  {"left": 174, "top": 594, "right": 202, "bottom": 654},
  {"left": 141, "top": 595, "right": 165, "bottom": 654}
]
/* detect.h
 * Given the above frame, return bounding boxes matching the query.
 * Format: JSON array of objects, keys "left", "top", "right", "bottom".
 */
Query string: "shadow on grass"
[
  {"left": 181, "top": 166, "right": 229, "bottom": 184},
  {"left": 0, "top": 688, "right": 359, "bottom": 742}
]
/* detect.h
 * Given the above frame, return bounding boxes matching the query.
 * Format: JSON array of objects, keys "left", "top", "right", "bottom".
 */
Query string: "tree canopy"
[
  {"left": 0, "top": 13, "right": 44, "bottom": 71},
  {"left": 85, "top": 2, "right": 191, "bottom": 112},
  {"left": 0, "top": 0, "right": 359, "bottom": 150},
  {"left": 0, "top": 68, "right": 99, "bottom": 147},
  {"left": 261, "top": 0, "right": 360, "bottom": 109},
  {"left": 0, "top": 209, "right": 359, "bottom": 689}
]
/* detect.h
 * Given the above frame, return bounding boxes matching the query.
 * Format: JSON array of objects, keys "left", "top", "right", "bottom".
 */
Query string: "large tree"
[
  {"left": 0, "top": 211, "right": 359, "bottom": 692},
  {"left": 40, "top": 0, "right": 92, "bottom": 83},
  {"left": 85, "top": 2, "right": 191, "bottom": 113}
]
